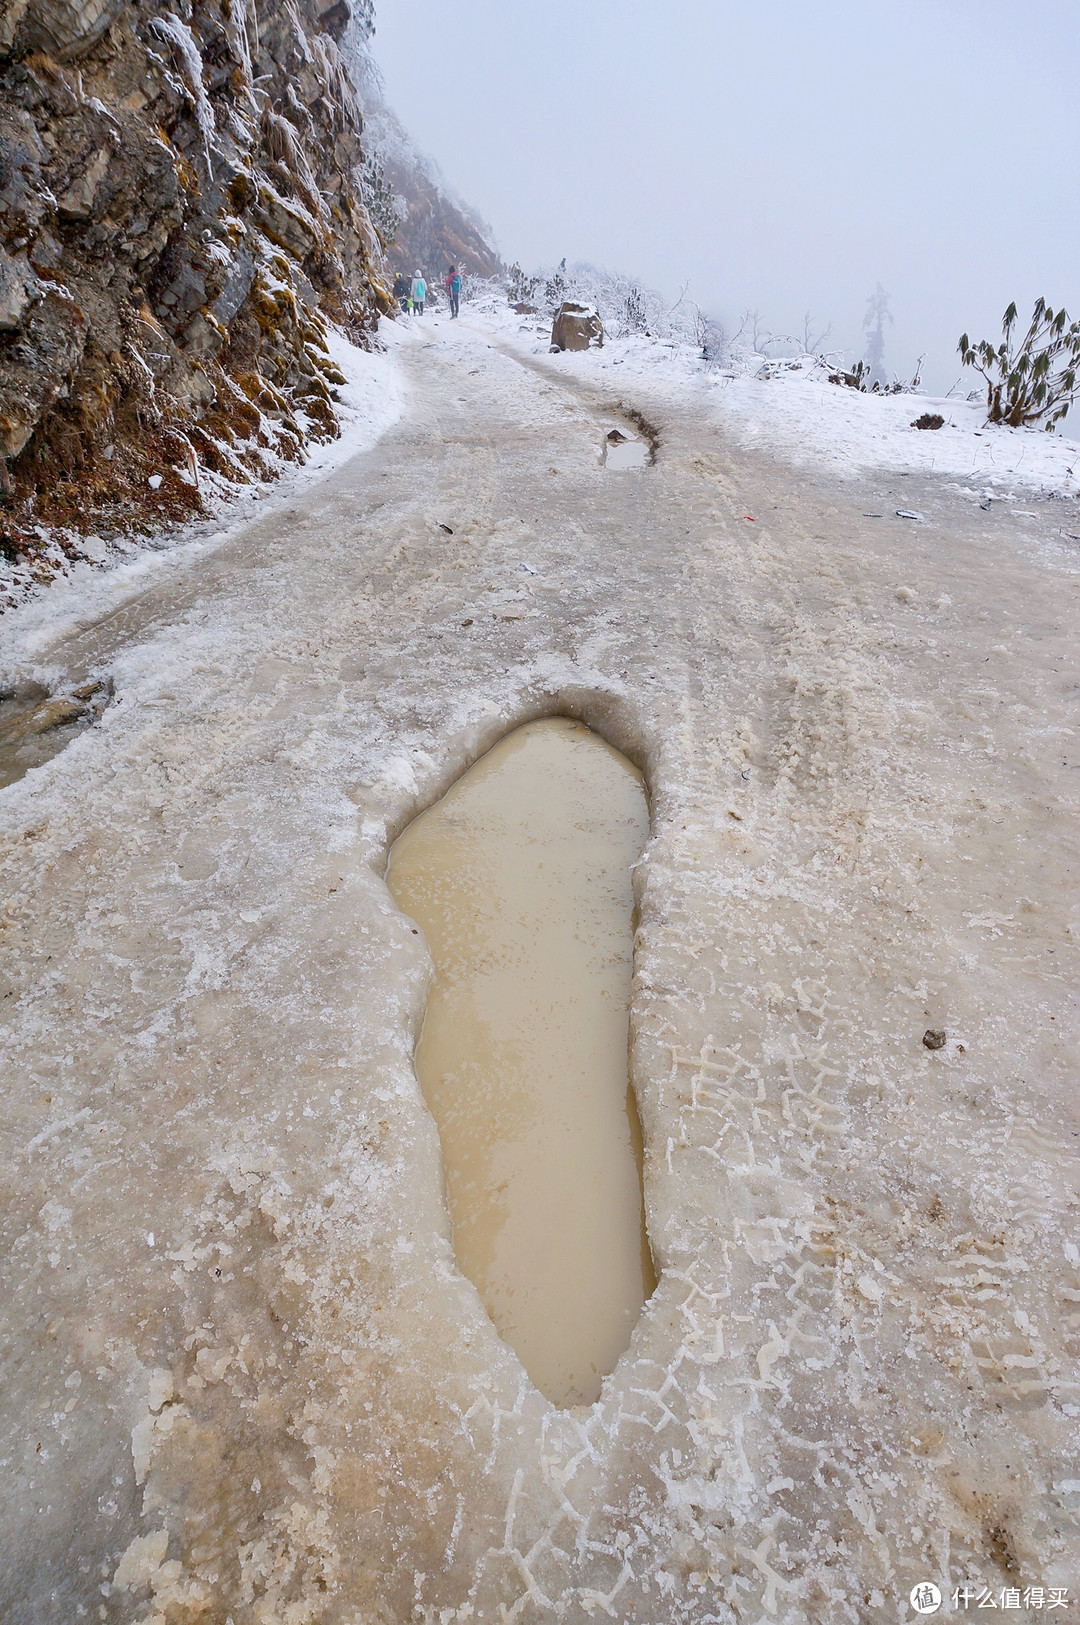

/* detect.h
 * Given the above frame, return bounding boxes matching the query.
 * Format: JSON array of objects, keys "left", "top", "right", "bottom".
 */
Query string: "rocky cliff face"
[
  {"left": 0, "top": 0, "right": 390, "bottom": 563},
  {"left": 378, "top": 138, "right": 501, "bottom": 286},
  {"left": 344, "top": 39, "right": 501, "bottom": 287}
]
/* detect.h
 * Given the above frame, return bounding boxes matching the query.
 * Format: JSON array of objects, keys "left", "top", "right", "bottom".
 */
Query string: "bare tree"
[
  {"left": 802, "top": 310, "right": 833, "bottom": 355},
  {"left": 733, "top": 308, "right": 774, "bottom": 355},
  {"left": 863, "top": 284, "right": 893, "bottom": 386}
]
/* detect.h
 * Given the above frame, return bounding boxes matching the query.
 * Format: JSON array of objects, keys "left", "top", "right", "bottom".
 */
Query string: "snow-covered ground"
[
  {"left": 476, "top": 290, "right": 1080, "bottom": 499},
  {"left": 1, "top": 308, "right": 1077, "bottom": 1623}
]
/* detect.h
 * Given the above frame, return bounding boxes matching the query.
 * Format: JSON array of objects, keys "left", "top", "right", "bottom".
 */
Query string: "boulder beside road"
[{"left": 550, "top": 301, "right": 603, "bottom": 352}]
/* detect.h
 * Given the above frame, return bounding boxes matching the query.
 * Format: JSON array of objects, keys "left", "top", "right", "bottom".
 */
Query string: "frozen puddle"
[
  {"left": 387, "top": 716, "right": 655, "bottom": 1405},
  {"left": 0, "top": 678, "right": 113, "bottom": 789},
  {"left": 603, "top": 428, "right": 649, "bottom": 470}
]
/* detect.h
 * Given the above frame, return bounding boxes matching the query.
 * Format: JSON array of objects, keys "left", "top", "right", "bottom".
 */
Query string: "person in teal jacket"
[
  {"left": 411, "top": 270, "right": 426, "bottom": 315},
  {"left": 444, "top": 266, "right": 461, "bottom": 318}
]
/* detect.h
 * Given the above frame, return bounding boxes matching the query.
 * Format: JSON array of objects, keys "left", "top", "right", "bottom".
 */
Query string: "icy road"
[{"left": 1, "top": 314, "right": 1078, "bottom": 1624}]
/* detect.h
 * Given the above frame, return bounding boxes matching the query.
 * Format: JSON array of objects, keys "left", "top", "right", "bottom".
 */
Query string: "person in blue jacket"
[
  {"left": 411, "top": 270, "right": 426, "bottom": 315},
  {"left": 444, "top": 266, "right": 461, "bottom": 318}
]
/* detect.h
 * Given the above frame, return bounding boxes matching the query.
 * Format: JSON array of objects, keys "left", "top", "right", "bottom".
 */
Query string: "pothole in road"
[
  {"left": 0, "top": 677, "right": 114, "bottom": 790},
  {"left": 601, "top": 406, "right": 660, "bottom": 470},
  {"left": 387, "top": 716, "right": 656, "bottom": 1406},
  {"left": 603, "top": 428, "right": 649, "bottom": 470}
]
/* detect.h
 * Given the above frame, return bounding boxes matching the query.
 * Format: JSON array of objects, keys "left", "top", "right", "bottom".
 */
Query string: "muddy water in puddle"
[
  {"left": 604, "top": 436, "right": 649, "bottom": 471},
  {"left": 387, "top": 717, "right": 655, "bottom": 1406}
]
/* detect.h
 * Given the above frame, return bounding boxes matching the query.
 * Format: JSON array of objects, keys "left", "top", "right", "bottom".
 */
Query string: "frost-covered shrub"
[
  {"left": 697, "top": 313, "right": 728, "bottom": 368},
  {"left": 359, "top": 154, "right": 402, "bottom": 250},
  {"left": 507, "top": 264, "right": 542, "bottom": 306},
  {"left": 352, "top": 0, "right": 375, "bottom": 39},
  {"left": 462, "top": 273, "right": 503, "bottom": 306},
  {"left": 606, "top": 276, "right": 666, "bottom": 338},
  {"left": 959, "top": 299, "right": 1080, "bottom": 429},
  {"left": 827, "top": 357, "right": 923, "bottom": 396},
  {"left": 828, "top": 359, "right": 872, "bottom": 391},
  {"left": 515, "top": 261, "right": 711, "bottom": 348}
]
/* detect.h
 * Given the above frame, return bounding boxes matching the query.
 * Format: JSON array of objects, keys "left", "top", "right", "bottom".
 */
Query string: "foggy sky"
[{"left": 371, "top": 0, "right": 1079, "bottom": 400}]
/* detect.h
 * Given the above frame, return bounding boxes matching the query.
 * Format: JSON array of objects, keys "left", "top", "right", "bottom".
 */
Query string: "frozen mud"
[{"left": 0, "top": 312, "right": 1078, "bottom": 1623}]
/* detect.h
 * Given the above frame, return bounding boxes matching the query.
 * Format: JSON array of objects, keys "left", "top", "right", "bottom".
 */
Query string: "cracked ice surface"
[{"left": 0, "top": 312, "right": 1078, "bottom": 1623}]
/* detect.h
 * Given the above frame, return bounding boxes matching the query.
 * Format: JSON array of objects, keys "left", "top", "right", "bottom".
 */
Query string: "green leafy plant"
[{"left": 958, "top": 299, "right": 1080, "bottom": 429}]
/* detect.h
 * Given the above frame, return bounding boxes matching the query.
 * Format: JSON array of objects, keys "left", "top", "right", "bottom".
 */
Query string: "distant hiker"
[
  {"left": 411, "top": 270, "right": 426, "bottom": 316},
  {"left": 392, "top": 270, "right": 410, "bottom": 310},
  {"left": 444, "top": 266, "right": 461, "bottom": 318}
]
